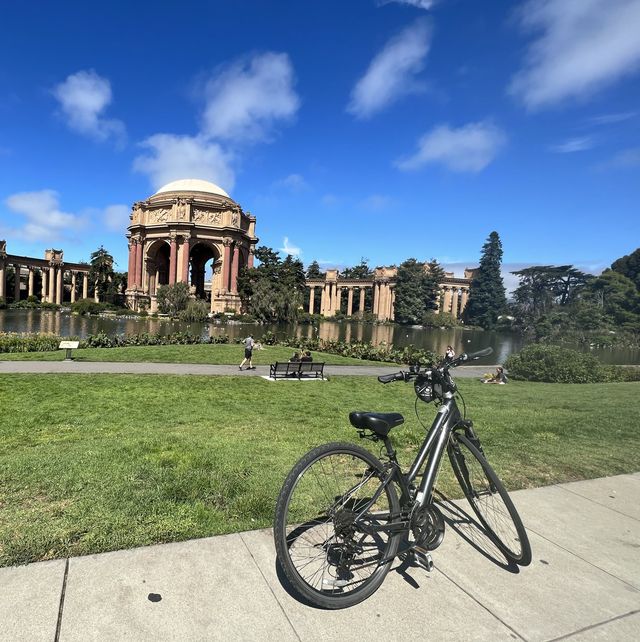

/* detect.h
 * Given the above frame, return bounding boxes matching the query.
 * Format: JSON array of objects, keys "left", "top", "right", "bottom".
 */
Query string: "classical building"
[
  {"left": 125, "top": 179, "right": 258, "bottom": 313},
  {"left": 306, "top": 266, "right": 475, "bottom": 321},
  {"left": 0, "top": 241, "right": 91, "bottom": 304}
]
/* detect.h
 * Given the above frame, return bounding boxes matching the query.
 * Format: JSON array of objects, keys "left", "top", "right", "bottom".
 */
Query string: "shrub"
[
  {"left": 505, "top": 345, "right": 612, "bottom": 383},
  {"left": 0, "top": 332, "right": 63, "bottom": 353},
  {"left": 422, "top": 311, "right": 458, "bottom": 328},
  {"left": 157, "top": 283, "right": 190, "bottom": 316},
  {"left": 72, "top": 299, "right": 108, "bottom": 315},
  {"left": 179, "top": 299, "right": 209, "bottom": 323}
]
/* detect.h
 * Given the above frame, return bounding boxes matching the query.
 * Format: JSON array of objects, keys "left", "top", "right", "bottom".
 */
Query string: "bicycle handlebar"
[{"left": 377, "top": 347, "right": 494, "bottom": 384}]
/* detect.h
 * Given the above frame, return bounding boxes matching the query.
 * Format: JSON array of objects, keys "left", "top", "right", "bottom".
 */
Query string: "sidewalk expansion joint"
[
  {"left": 555, "top": 483, "right": 640, "bottom": 523},
  {"left": 434, "top": 567, "right": 527, "bottom": 641},
  {"left": 54, "top": 557, "right": 70, "bottom": 642},
  {"left": 545, "top": 608, "right": 640, "bottom": 641},
  {"left": 238, "top": 532, "right": 302, "bottom": 642},
  {"left": 524, "top": 526, "right": 640, "bottom": 593}
]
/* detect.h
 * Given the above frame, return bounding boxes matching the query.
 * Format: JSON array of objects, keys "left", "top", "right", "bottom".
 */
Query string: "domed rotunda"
[{"left": 126, "top": 179, "right": 257, "bottom": 313}]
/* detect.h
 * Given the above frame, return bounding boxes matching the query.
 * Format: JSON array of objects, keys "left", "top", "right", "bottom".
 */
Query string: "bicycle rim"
[
  {"left": 449, "top": 434, "right": 531, "bottom": 565},
  {"left": 277, "top": 444, "right": 399, "bottom": 604}
]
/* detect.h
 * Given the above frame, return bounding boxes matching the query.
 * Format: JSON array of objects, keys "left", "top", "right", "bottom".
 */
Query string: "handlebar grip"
[
  {"left": 465, "top": 347, "right": 493, "bottom": 361},
  {"left": 377, "top": 372, "right": 405, "bottom": 383}
]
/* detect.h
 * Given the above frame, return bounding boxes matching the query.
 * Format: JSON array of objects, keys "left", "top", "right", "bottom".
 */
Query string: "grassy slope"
[
  {"left": 1, "top": 374, "right": 638, "bottom": 566},
  {"left": 0, "top": 343, "right": 387, "bottom": 365}
]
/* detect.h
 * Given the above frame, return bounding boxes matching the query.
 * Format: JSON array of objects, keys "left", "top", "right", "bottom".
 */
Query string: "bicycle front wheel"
[
  {"left": 448, "top": 433, "right": 532, "bottom": 566},
  {"left": 274, "top": 442, "right": 401, "bottom": 609}
]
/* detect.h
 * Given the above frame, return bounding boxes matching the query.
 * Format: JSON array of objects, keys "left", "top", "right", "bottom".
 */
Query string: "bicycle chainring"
[{"left": 411, "top": 505, "right": 445, "bottom": 550}]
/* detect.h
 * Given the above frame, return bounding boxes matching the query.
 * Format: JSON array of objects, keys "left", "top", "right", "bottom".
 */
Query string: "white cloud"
[
  {"left": 133, "top": 134, "right": 235, "bottom": 192},
  {"left": 4, "top": 190, "right": 84, "bottom": 241},
  {"left": 201, "top": 52, "right": 299, "bottom": 143},
  {"left": 103, "top": 204, "right": 130, "bottom": 232},
  {"left": 587, "top": 111, "right": 637, "bottom": 125},
  {"left": 275, "top": 173, "right": 309, "bottom": 192},
  {"left": 279, "top": 237, "right": 302, "bottom": 257},
  {"left": 379, "top": 0, "right": 437, "bottom": 9},
  {"left": 550, "top": 136, "right": 594, "bottom": 153},
  {"left": 321, "top": 194, "right": 339, "bottom": 206},
  {"left": 347, "top": 19, "right": 431, "bottom": 118},
  {"left": 360, "top": 194, "right": 394, "bottom": 211},
  {"left": 510, "top": 0, "right": 640, "bottom": 110},
  {"left": 598, "top": 147, "right": 640, "bottom": 170},
  {"left": 396, "top": 121, "right": 506, "bottom": 172},
  {"left": 52, "top": 70, "right": 125, "bottom": 144}
]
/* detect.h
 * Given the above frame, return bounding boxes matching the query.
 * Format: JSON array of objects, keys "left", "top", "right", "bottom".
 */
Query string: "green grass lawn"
[
  {"left": 0, "top": 343, "right": 387, "bottom": 366},
  {"left": 1, "top": 374, "right": 638, "bottom": 567}
]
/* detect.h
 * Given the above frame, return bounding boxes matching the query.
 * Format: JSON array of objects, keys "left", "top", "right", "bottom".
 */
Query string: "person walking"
[{"left": 239, "top": 334, "right": 255, "bottom": 370}]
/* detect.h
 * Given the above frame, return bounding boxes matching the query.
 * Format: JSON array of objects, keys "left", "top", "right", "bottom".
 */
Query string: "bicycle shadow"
[
  {"left": 391, "top": 491, "right": 520, "bottom": 589},
  {"left": 433, "top": 490, "right": 520, "bottom": 573}
]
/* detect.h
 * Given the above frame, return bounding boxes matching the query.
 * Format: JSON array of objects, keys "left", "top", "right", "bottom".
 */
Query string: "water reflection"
[{"left": 0, "top": 309, "right": 637, "bottom": 364}]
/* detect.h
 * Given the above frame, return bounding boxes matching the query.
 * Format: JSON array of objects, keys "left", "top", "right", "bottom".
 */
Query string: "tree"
[
  {"left": 156, "top": 282, "right": 190, "bottom": 316},
  {"left": 89, "top": 246, "right": 115, "bottom": 299},
  {"left": 238, "top": 246, "right": 306, "bottom": 322},
  {"left": 463, "top": 231, "right": 507, "bottom": 329},
  {"left": 586, "top": 269, "right": 640, "bottom": 330},
  {"left": 341, "top": 258, "right": 372, "bottom": 280},
  {"left": 423, "top": 259, "right": 445, "bottom": 312},
  {"left": 611, "top": 248, "right": 640, "bottom": 290},
  {"left": 305, "top": 260, "right": 325, "bottom": 279},
  {"left": 394, "top": 258, "right": 436, "bottom": 325}
]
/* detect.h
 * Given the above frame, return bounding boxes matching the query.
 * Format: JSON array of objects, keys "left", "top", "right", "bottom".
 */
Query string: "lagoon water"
[{"left": 0, "top": 309, "right": 637, "bottom": 364}]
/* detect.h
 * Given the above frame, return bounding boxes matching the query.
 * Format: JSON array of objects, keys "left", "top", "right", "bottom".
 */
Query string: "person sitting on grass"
[
  {"left": 300, "top": 350, "right": 313, "bottom": 362},
  {"left": 483, "top": 366, "right": 508, "bottom": 384}
]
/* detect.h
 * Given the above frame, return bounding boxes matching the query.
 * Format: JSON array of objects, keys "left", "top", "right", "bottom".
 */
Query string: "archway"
[
  {"left": 145, "top": 240, "right": 170, "bottom": 295},
  {"left": 190, "top": 241, "right": 221, "bottom": 300}
]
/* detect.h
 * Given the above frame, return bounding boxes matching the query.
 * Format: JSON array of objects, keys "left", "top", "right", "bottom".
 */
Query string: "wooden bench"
[{"left": 269, "top": 361, "right": 325, "bottom": 380}]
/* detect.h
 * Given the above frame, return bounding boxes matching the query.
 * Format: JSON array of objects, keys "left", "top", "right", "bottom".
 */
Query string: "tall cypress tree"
[{"left": 463, "top": 231, "right": 506, "bottom": 329}]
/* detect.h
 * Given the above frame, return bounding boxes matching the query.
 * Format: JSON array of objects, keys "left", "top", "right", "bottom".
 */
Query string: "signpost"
[{"left": 59, "top": 340, "right": 80, "bottom": 361}]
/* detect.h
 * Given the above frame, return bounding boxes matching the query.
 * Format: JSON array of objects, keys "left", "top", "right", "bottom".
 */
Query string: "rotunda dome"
[{"left": 154, "top": 178, "right": 230, "bottom": 198}]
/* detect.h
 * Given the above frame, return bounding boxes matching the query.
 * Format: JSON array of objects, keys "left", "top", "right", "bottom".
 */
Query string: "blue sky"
[{"left": 1, "top": 0, "right": 639, "bottom": 290}]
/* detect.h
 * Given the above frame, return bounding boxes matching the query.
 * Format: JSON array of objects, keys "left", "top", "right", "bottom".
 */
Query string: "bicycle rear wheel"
[
  {"left": 448, "top": 433, "right": 532, "bottom": 566},
  {"left": 274, "top": 442, "right": 401, "bottom": 609}
]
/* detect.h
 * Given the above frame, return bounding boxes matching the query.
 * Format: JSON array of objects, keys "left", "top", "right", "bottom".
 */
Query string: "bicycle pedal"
[{"left": 412, "top": 547, "right": 434, "bottom": 572}]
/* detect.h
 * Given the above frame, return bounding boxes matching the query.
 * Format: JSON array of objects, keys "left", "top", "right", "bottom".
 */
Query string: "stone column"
[
  {"left": 451, "top": 288, "right": 459, "bottom": 319},
  {"left": 0, "top": 260, "right": 5, "bottom": 300},
  {"left": 127, "top": 240, "right": 134, "bottom": 284},
  {"left": 71, "top": 272, "right": 77, "bottom": 303},
  {"left": 335, "top": 286, "right": 342, "bottom": 315},
  {"left": 137, "top": 240, "right": 145, "bottom": 289},
  {"left": 222, "top": 239, "right": 232, "bottom": 292},
  {"left": 248, "top": 246, "right": 255, "bottom": 269},
  {"left": 443, "top": 287, "right": 452, "bottom": 316},
  {"left": 390, "top": 287, "right": 396, "bottom": 321},
  {"left": 309, "top": 287, "right": 315, "bottom": 314},
  {"left": 373, "top": 283, "right": 380, "bottom": 317},
  {"left": 359, "top": 288, "right": 365, "bottom": 313},
  {"left": 347, "top": 288, "right": 354, "bottom": 316},
  {"left": 28, "top": 268, "right": 34, "bottom": 297},
  {"left": 13, "top": 264, "right": 21, "bottom": 302},
  {"left": 41, "top": 268, "right": 48, "bottom": 302},
  {"left": 56, "top": 268, "right": 63, "bottom": 304},
  {"left": 460, "top": 287, "right": 469, "bottom": 316},
  {"left": 180, "top": 236, "right": 190, "bottom": 284},
  {"left": 320, "top": 284, "right": 326, "bottom": 315},
  {"left": 48, "top": 266, "right": 56, "bottom": 304},
  {"left": 230, "top": 243, "right": 240, "bottom": 293},
  {"left": 169, "top": 236, "right": 177, "bottom": 285},
  {"left": 82, "top": 273, "right": 88, "bottom": 299}
]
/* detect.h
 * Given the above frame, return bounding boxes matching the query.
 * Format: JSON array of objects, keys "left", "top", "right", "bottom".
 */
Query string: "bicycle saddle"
[{"left": 349, "top": 411, "right": 404, "bottom": 437}]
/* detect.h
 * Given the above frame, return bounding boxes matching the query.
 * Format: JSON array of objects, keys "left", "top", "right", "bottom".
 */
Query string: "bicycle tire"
[
  {"left": 448, "top": 433, "right": 532, "bottom": 566},
  {"left": 274, "top": 442, "right": 401, "bottom": 609}
]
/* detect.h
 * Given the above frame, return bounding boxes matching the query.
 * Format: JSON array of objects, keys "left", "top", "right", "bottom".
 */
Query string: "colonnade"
[
  {"left": 439, "top": 285, "right": 470, "bottom": 319},
  {"left": 0, "top": 243, "right": 90, "bottom": 304}
]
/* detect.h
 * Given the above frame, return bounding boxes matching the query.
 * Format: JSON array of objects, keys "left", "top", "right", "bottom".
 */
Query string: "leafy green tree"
[
  {"left": 611, "top": 248, "right": 640, "bottom": 289},
  {"left": 586, "top": 269, "right": 640, "bottom": 330},
  {"left": 89, "top": 246, "right": 115, "bottom": 299},
  {"left": 238, "top": 246, "right": 306, "bottom": 322},
  {"left": 156, "top": 282, "right": 190, "bottom": 316},
  {"left": 423, "top": 259, "right": 445, "bottom": 312},
  {"left": 463, "top": 231, "right": 506, "bottom": 329},
  {"left": 395, "top": 259, "right": 429, "bottom": 325},
  {"left": 305, "top": 260, "right": 325, "bottom": 279}
]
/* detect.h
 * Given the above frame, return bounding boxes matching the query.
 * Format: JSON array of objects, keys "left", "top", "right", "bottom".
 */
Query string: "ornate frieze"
[
  {"left": 147, "top": 208, "right": 171, "bottom": 224},
  {"left": 192, "top": 208, "right": 222, "bottom": 225}
]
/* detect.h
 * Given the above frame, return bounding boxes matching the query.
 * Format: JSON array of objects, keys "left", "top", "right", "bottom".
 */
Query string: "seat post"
[{"left": 382, "top": 436, "right": 397, "bottom": 461}]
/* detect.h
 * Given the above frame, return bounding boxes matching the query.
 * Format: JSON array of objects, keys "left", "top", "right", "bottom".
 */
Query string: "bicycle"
[{"left": 273, "top": 347, "right": 532, "bottom": 609}]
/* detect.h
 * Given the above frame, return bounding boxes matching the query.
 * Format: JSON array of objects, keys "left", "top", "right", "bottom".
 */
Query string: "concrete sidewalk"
[
  {"left": 0, "top": 360, "right": 494, "bottom": 378},
  {"left": 2, "top": 474, "right": 639, "bottom": 641}
]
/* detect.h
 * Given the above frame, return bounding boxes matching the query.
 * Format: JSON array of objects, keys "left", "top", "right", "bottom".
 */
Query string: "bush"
[
  {"left": 179, "top": 299, "right": 209, "bottom": 323},
  {"left": 505, "top": 345, "right": 614, "bottom": 383},
  {"left": 422, "top": 311, "right": 459, "bottom": 328},
  {"left": 72, "top": 299, "right": 109, "bottom": 315},
  {"left": 0, "top": 332, "right": 63, "bottom": 353},
  {"left": 157, "top": 283, "right": 190, "bottom": 316}
]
